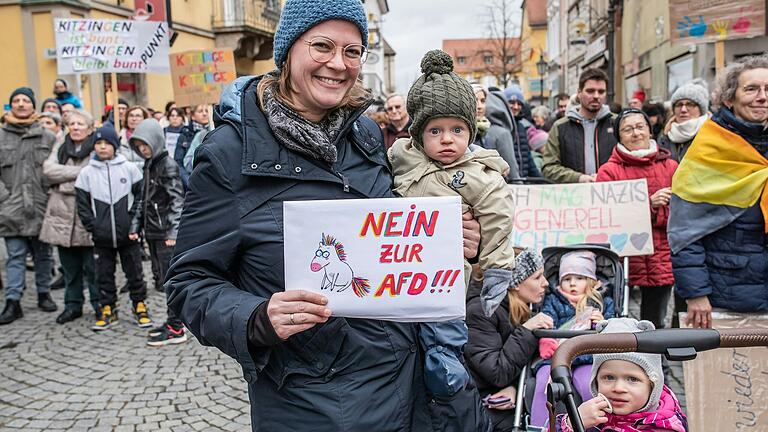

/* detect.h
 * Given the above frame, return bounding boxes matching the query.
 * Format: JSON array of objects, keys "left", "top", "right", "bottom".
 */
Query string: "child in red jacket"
[{"left": 596, "top": 109, "right": 678, "bottom": 329}]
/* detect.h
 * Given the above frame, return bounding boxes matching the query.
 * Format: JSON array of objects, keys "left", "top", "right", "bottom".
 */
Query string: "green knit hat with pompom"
[{"left": 407, "top": 50, "right": 477, "bottom": 148}]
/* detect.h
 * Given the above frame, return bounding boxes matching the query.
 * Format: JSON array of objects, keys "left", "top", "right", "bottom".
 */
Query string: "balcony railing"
[{"left": 212, "top": 0, "right": 280, "bottom": 35}]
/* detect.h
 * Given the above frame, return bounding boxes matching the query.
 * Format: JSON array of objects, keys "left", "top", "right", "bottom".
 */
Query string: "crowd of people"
[
  {"left": 1, "top": 0, "right": 766, "bottom": 430},
  {"left": 0, "top": 82, "right": 211, "bottom": 346}
]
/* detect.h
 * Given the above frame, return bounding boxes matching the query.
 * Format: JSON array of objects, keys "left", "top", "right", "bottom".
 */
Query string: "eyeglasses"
[
  {"left": 304, "top": 36, "right": 368, "bottom": 67},
  {"left": 742, "top": 84, "right": 768, "bottom": 97},
  {"left": 673, "top": 101, "right": 699, "bottom": 111},
  {"left": 619, "top": 123, "right": 648, "bottom": 135}
]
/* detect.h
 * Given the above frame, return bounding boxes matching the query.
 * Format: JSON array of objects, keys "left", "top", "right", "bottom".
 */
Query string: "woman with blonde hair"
[{"left": 465, "top": 248, "right": 553, "bottom": 431}]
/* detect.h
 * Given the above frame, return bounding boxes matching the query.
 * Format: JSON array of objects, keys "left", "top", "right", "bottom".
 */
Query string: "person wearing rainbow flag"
[{"left": 668, "top": 54, "right": 768, "bottom": 329}]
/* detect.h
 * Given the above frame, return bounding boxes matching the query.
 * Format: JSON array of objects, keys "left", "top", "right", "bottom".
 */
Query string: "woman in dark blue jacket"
[
  {"left": 165, "top": 1, "right": 485, "bottom": 431},
  {"left": 668, "top": 55, "right": 768, "bottom": 328}
]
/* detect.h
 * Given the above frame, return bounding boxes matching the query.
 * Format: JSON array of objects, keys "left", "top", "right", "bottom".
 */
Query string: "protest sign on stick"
[
  {"left": 169, "top": 49, "right": 236, "bottom": 107},
  {"left": 283, "top": 197, "right": 466, "bottom": 322},
  {"left": 54, "top": 19, "right": 169, "bottom": 74},
  {"left": 681, "top": 312, "right": 768, "bottom": 431},
  {"left": 509, "top": 179, "right": 654, "bottom": 256}
]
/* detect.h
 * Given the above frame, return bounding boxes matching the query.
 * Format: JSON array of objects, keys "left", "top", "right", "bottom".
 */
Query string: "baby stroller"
[
  {"left": 508, "top": 244, "right": 626, "bottom": 431},
  {"left": 546, "top": 327, "right": 768, "bottom": 432}
]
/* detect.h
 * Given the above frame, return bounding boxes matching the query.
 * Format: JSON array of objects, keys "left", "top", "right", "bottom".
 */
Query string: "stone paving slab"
[{"left": 0, "top": 248, "right": 251, "bottom": 432}]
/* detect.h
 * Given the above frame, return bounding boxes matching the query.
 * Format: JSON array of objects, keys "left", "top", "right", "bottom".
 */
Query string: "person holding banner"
[
  {"left": 596, "top": 109, "right": 678, "bottom": 330},
  {"left": 669, "top": 54, "right": 768, "bottom": 329},
  {"left": 165, "top": 1, "right": 484, "bottom": 430}
]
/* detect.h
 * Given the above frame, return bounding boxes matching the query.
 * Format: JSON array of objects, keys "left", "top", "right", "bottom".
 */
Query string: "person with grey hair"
[
  {"left": 669, "top": 54, "right": 768, "bottom": 329},
  {"left": 39, "top": 111, "right": 65, "bottom": 145},
  {"left": 659, "top": 78, "right": 710, "bottom": 162},
  {"left": 383, "top": 93, "right": 411, "bottom": 148},
  {"left": 531, "top": 105, "right": 551, "bottom": 131},
  {"left": 39, "top": 108, "right": 99, "bottom": 324}
]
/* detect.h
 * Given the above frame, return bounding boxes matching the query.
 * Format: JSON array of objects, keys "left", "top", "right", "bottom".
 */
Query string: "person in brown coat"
[{"left": 40, "top": 109, "right": 99, "bottom": 324}]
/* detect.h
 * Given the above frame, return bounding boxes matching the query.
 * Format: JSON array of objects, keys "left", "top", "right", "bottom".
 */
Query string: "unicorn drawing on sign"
[{"left": 310, "top": 233, "right": 371, "bottom": 298}]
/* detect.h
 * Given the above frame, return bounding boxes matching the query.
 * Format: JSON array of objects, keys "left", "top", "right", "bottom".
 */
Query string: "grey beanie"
[
  {"left": 480, "top": 248, "right": 543, "bottom": 317},
  {"left": 590, "top": 318, "right": 663, "bottom": 413},
  {"left": 407, "top": 50, "right": 477, "bottom": 148},
  {"left": 670, "top": 78, "right": 709, "bottom": 114}
]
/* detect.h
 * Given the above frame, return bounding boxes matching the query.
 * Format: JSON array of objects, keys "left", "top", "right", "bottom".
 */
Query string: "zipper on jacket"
[
  {"left": 337, "top": 172, "right": 350, "bottom": 192},
  {"left": 154, "top": 202, "right": 164, "bottom": 230},
  {"left": 107, "top": 163, "right": 117, "bottom": 249}
]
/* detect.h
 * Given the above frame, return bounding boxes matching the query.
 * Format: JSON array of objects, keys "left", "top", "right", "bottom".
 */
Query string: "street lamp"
[{"left": 536, "top": 54, "right": 547, "bottom": 107}]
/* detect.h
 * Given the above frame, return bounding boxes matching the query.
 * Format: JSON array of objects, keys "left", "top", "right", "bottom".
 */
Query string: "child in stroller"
[
  {"left": 529, "top": 247, "right": 620, "bottom": 427},
  {"left": 555, "top": 318, "right": 687, "bottom": 432}
]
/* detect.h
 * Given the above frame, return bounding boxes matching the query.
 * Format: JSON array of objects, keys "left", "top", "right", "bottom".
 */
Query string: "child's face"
[
  {"left": 135, "top": 141, "right": 153, "bottom": 159},
  {"left": 559, "top": 274, "right": 590, "bottom": 302},
  {"left": 421, "top": 117, "right": 471, "bottom": 165},
  {"left": 596, "top": 360, "right": 652, "bottom": 415},
  {"left": 94, "top": 140, "right": 115, "bottom": 160}
]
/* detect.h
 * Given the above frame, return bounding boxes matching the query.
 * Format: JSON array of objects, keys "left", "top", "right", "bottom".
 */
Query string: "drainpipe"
[{"left": 606, "top": 0, "right": 622, "bottom": 104}]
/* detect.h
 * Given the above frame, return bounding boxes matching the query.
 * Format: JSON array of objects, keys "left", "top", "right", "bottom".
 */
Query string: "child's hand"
[
  {"left": 165, "top": 239, "right": 176, "bottom": 247},
  {"left": 538, "top": 337, "right": 558, "bottom": 359},
  {"left": 590, "top": 310, "right": 604, "bottom": 323},
  {"left": 577, "top": 396, "right": 610, "bottom": 428},
  {"left": 485, "top": 386, "right": 516, "bottom": 410},
  {"left": 522, "top": 312, "right": 554, "bottom": 331},
  {"left": 128, "top": 233, "right": 139, "bottom": 241}
]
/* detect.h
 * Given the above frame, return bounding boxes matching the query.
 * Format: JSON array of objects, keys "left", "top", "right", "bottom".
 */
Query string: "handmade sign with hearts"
[{"left": 509, "top": 179, "right": 654, "bottom": 257}]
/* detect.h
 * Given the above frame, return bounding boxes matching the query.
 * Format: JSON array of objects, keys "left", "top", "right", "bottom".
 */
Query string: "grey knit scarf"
[{"left": 261, "top": 84, "right": 354, "bottom": 164}]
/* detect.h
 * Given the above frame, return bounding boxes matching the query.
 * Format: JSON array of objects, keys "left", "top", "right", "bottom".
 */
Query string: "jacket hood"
[
  {"left": 608, "top": 141, "right": 672, "bottom": 166},
  {"left": 130, "top": 119, "right": 166, "bottom": 160},
  {"left": 485, "top": 89, "right": 515, "bottom": 130},
  {"left": 567, "top": 104, "right": 612, "bottom": 123},
  {"left": 219, "top": 75, "right": 259, "bottom": 126},
  {"left": 388, "top": 138, "right": 508, "bottom": 196}
]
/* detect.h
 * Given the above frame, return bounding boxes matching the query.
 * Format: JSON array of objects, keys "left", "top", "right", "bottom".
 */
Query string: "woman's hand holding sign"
[{"left": 267, "top": 290, "right": 332, "bottom": 340}]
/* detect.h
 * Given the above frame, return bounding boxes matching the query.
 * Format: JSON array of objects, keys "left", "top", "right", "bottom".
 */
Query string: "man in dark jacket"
[
  {"left": 383, "top": 94, "right": 411, "bottom": 148},
  {"left": 501, "top": 86, "right": 541, "bottom": 178},
  {"left": 128, "top": 119, "right": 187, "bottom": 346},
  {"left": 0, "top": 87, "right": 58, "bottom": 325},
  {"left": 542, "top": 69, "right": 618, "bottom": 183}
]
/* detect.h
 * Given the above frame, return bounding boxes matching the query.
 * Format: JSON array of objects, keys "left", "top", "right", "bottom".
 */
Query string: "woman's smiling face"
[{"left": 286, "top": 20, "right": 362, "bottom": 122}]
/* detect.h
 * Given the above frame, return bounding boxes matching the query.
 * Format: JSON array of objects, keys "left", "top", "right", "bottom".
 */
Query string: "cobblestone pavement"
[
  {"left": 0, "top": 246, "right": 688, "bottom": 431},
  {"left": 0, "top": 254, "right": 251, "bottom": 432}
]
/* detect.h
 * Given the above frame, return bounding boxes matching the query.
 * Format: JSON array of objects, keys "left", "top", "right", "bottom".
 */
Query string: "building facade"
[
  {"left": 519, "top": 0, "right": 549, "bottom": 105},
  {"left": 361, "top": 0, "right": 395, "bottom": 105},
  {"left": 442, "top": 38, "right": 522, "bottom": 89},
  {"left": 1, "top": 0, "right": 279, "bottom": 115}
]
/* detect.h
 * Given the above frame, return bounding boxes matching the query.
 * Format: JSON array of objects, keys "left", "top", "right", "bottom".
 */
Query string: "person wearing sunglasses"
[
  {"left": 659, "top": 79, "right": 711, "bottom": 163},
  {"left": 163, "top": 1, "right": 486, "bottom": 430},
  {"left": 597, "top": 108, "right": 678, "bottom": 331},
  {"left": 669, "top": 54, "right": 768, "bottom": 330}
]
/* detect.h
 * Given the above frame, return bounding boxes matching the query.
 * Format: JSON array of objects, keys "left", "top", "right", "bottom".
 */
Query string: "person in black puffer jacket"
[{"left": 465, "top": 248, "right": 554, "bottom": 431}]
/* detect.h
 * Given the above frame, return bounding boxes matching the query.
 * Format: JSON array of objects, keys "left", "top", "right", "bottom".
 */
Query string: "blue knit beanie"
[
  {"left": 273, "top": 0, "right": 368, "bottom": 69},
  {"left": 503, "top": 85, "right": 525, "bottom": 104}
]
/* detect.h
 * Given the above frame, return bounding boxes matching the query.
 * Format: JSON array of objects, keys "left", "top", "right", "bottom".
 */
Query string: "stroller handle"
[{"left": 548, "top": 328, "right": 768, "bottom": 432}]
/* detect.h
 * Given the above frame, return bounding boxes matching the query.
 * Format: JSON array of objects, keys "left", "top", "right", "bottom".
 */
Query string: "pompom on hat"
[
  {"left": 407, "top": 50, "right": 478, "bottom": 148},
  {"left": 590, "top": 318, "right": 664, "bottom": 413},
  {"left": 272, "top": 0, "right": 368, "bottom": 69}
]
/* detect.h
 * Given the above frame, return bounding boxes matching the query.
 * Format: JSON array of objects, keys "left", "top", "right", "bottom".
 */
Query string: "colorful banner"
[
  {"left": 509, "top": 179, "right": 654, "bottom": 257},
  {"left": 283, "top": 197, "right": 465, "bottom": 322},
  {"left": 54, "top": 19, "right": 170, "bottom": 74},
  {"left": 670, "top": 0, "right": 766, "bottom": 45},
  {"left": 170, "top": 49, "right": 237, "bottom": 107}
]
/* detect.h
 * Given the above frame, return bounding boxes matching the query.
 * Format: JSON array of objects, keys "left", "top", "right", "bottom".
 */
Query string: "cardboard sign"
[
  {"left": 670, "top": 0, "right": 766, "bottom": 45},
  {"left": 681, "top": 312, "right": 768, "bottom": 431},
  {"left": 54, "top": 19, "right": 170, "bottom": 74},
  {"left": 509, "top": 179, "right": 654, "bottom": 257},
  {"left": 283, "top": 197, "right": 466, "bottom": 322},
  {"left": 170, "top": 50, "right": 237, "bottom": 107}
]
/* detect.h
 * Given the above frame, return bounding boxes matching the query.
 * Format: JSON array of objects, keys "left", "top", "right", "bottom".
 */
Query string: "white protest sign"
[
  {"left": 509, "top": 179, "right": 654, "bottom": 256},
  {"left": 284, "top": 196, "right": 465, "bottom": 322},
  {"left": 54, "top": 19, "right": 170, "bottom": 74}
]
